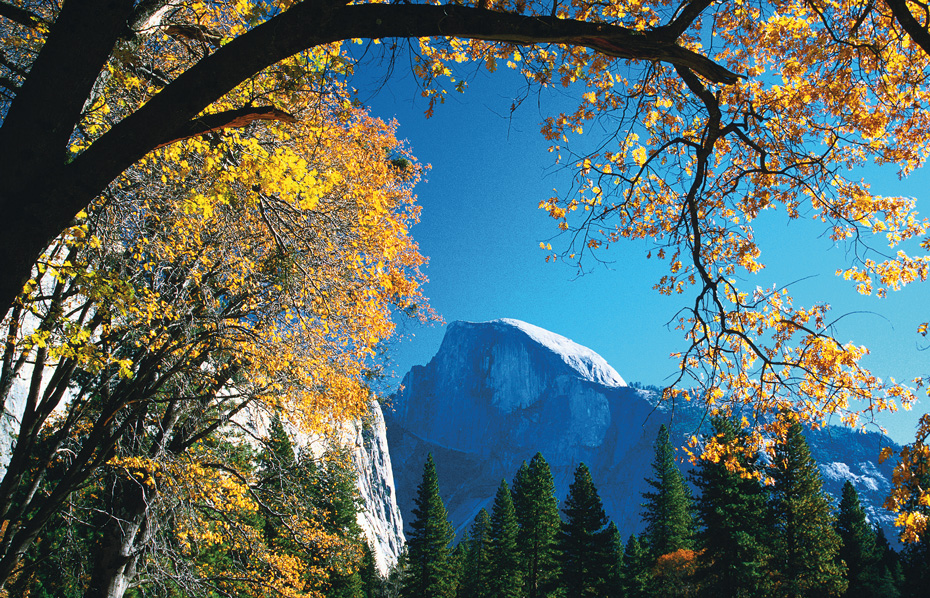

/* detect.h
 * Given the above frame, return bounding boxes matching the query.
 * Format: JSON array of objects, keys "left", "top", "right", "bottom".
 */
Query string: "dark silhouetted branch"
[
  {"left": 155, "top": 106, "right": 298, "bottom": 148},
  {"left": 0, "top": 1, "right": 44, "bottom": 30}
]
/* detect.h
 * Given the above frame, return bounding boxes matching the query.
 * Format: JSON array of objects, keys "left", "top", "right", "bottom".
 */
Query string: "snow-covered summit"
[{"left": 459, "top": 318, "right": 626, "bottom": 388}]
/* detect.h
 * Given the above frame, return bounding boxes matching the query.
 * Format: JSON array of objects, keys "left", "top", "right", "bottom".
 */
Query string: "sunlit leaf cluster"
[{"left": 0, "top": 3, "right": 432, "bottom": 591}]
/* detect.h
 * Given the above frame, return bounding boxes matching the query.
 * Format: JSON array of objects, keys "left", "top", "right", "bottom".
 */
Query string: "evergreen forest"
[{"left": 398, "top": 419, "right": 926, "bottom": 598}]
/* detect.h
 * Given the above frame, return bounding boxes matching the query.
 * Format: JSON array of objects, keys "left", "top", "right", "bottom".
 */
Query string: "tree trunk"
[{"left": 85, "top": 477, "right": 151, "bottom": 598}]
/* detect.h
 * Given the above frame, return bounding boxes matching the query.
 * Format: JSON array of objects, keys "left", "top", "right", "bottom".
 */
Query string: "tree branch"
[
  {"left": 359, "top": 5, "right": 740, "bottom": 84},
  {"left": 659, "top": 0, "right": 718, "bottom": 40},
  {"left": 0, "top": 0, "right": 133, "bottom": 179},
  {"left": 163, "top": 24, "right": 223, "bottom": 48},
  {"left": 0, "top": 1, "right": 44, "bottom": 30},
  {"left": 128, "top": 0, "right": 176, "bottom": 32},
  {"left": 0, "top": 76, "right": 17, "bottom": 93},
  {"left": 0, "top": 1, "right": 736, "bottom": 318},
  {"left": 154, "top": 106, "right": 297, "bottom": 149},
  {"left": 885, "top": 0, "right": 930, "bottom": 58},
  {"left": 73, "top": 2, "right": 740, "bottom": 196}
]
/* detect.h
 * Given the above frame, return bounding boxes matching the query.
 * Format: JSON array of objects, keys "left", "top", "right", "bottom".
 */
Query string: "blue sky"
[{"left": 359, "top": 64, "right": 929, "bottom": 445}]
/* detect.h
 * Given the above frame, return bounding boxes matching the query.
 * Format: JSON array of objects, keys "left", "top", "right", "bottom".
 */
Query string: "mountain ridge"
[{"left": 385, "top": 318, "right": 899, "bottom": 540}]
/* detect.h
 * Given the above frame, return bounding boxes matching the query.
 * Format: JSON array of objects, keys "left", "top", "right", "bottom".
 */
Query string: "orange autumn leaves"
[
  {"left": 9, "top": 90, "right": 425, "bottom": 597},
  {"left": 533, "top": 26, "right": 922, "bottom": 391},
  {"left": 28, "top": 0, "right": 432, "bottom": 433},
  {"left": 53, "top": 0, "right": 930, "bottom": 544},
  {"left": 7, "top": 0, "right": 930, "bottom": 547},
  {"left": 22, "top": 99, "right": 428, "bottom": 434}
]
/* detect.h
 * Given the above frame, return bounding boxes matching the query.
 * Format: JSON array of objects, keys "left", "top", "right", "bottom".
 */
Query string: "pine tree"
[
  {"left": 329, "top": 570, "right": 366, "bottom": 598},
  {"left": 461, "top": 509, "right": 493, "bottom": 598},
  {"left": 619, "top": 534, "right": 652, "bottom": 598},
  {"left": 900, "top": 534, "right": 930, "bottom": 598},
  {"left": 642, "top": 424, "right": 695, "bottom": 560},
  {"left": 605, "top": 522, "right": 624, "bottom": 598},
  {"left": 402, "top": 454, "right": 457, "bottom": 598},
  {"left": 385, "top": 549, "right": 409, "bottom": 598},
  {"left": 317, "top": 447, "right": 364, "bottom": 537},
  {"left": 511, "top": 452, "right": 561, "bottom": 598},
  {"left": 835, "top": 481, "right": 883, "bottom": 598},
  {"left": 359, "top": 543, "right": 380, "bottom": 598},
  {"left": 262, "top": 412, "right": 298, "bottom": 471},
  {"left": 692, "top": 417, "right": 771, "bottom": 598},
  {"left": 488, "top": 480, "right": 523, "bottom": 598},
  {"left": 449, "top": 535, "right": 468, "bottom": 598},
  {"left": 256, "top": 411, "right": 301, "bottom": 510},
  {"left": 873, "top": 527, "right": 903, "bottom": 598},
  {"left": 318, "top": 448, "right": 368, "bottom": 598},
  {"left": 559, "top": 462, "right": 612, "bottom": 598},
  {"left": 513, "top": 460, "right": 530, "bottom": 502},
  {"left": 256, "top": 411, "right": 310, "bottom": 555},
  {"left": 510, "top": 457, "right": 530, "bottom": 592},
  {"left": 770, "top": 416, "right": 846, "bottom": 598}
]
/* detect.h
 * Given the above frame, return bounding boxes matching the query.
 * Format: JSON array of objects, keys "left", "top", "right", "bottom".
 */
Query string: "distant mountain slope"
[{"left": 385, "top": 319, "right": 899, "bottom": 541}]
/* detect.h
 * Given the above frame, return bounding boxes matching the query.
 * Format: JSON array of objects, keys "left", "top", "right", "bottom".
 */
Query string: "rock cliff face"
[
  {"left": 292, "top": 401, "right": 405, "bottom": 575},
  {"left": 349, "top": 402, "right": 406, "bottom": 574},
  {"left": 0, "top": 391, "right": 405, "bottom": 575},
  {"left": 385, "top": 319, "right": 899, "bottom": 540}
]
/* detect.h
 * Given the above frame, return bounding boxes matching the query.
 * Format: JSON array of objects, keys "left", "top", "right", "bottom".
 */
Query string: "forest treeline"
[
  {"left": 17, "top": 406, "right": 930, "bottom": 598},
  {"left": 396, "top": 417, "right": 930, "bottom": 598}
]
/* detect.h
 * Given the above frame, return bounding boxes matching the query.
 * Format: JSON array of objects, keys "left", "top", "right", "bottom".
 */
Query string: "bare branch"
[{"left": 660, "top": 0, "right": 718, "bottom": 40}]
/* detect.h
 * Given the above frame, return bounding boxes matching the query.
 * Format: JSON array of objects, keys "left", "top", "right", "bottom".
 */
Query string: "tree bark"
[
  {"left": 884, "top": 0, "right": 930, "bottom": 59},
  {"left": 0, "top": 0, "right": 132, "bottom": 317},
  {"left": 84, "top": 479, "right": 151, "bottom": 598}
]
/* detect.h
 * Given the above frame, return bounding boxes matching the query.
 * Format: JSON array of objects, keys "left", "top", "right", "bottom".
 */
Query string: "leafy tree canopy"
[
  {"left": 5, "top": 0, "right": 930, "bottom": 545},
  {"left": 0, "top": 46, "right": 427, "bottom": 589}
]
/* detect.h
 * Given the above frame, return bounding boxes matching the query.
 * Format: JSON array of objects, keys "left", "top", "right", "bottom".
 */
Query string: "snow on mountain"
[
  {"left": 385, "top": 319, "right": 900, "bottom": 541},
  {"left": 493, "top": 319, "right": 627, "bottom": 388}
]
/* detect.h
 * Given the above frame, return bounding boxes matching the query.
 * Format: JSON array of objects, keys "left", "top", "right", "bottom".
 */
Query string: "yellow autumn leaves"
[
  {"left": 522, "top": 0, "right": 929, "bottom": 505},
  {"left": 1, "top": 2, "right": 433, "bottom": 594}
]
